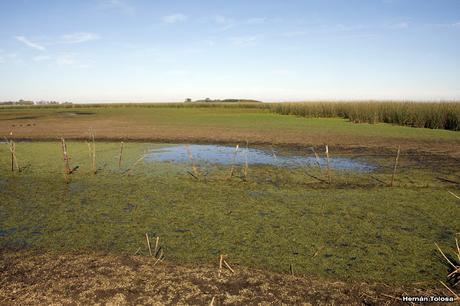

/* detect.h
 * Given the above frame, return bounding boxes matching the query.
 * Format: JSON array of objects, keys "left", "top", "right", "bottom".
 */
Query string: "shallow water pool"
[{"left": 145, "top": 144, "right": 375, "bottom": 172}]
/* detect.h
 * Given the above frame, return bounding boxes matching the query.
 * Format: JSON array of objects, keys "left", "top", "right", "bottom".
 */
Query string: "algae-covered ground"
[{"left": 1, "top": 141, "right": 459, "bottom": 286}]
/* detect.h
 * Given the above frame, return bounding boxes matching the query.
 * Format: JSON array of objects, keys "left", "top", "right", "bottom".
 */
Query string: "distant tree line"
[
  {"left": 185, "top": 98, "right": 261, "bottom": 103},
  {"left": 0, "top": 100, "right": 72, "bottom": 105}
]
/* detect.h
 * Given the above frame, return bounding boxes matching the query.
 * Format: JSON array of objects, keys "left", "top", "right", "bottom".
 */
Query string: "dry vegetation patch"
[{"left": 0, "top": 252, "right": 450, "bottom": 305}]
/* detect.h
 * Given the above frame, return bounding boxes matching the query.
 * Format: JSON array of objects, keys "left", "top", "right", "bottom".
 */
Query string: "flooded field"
[
  {"left": 146, "top": 144, "right": 376, "bottom": 172},
  {"left": 0, "top": 141, "right": 459, "bottom": 286}
]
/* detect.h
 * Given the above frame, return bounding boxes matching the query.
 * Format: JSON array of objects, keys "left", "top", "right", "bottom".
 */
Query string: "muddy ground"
[{"left": 0, "top": 252, "right": 455, "bottom": 305}]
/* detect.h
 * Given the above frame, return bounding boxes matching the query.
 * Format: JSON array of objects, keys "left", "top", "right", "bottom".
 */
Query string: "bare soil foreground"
[{"left": 0, "top": 252, "right": 450, "bottom": 305}]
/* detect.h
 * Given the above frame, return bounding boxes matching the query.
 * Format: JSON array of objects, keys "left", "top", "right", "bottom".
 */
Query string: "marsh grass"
[
  {"left": 0, "top": 142, "right": 459, "bottom": 285},
  {"left": 267, "top": 102, "right": 460, "bottom": 131},
  {"left": 2, "top": 101, "right": 459, "bottom": 130}
]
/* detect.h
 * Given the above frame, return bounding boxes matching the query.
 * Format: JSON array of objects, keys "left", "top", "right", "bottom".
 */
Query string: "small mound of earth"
[{"left": 0, "top": 252, "right": 452, "bottom": 305}]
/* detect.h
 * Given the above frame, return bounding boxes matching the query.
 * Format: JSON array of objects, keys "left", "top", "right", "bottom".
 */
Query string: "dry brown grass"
[{"left": 0, "top": 251, "right": 449, "bottom": 305}]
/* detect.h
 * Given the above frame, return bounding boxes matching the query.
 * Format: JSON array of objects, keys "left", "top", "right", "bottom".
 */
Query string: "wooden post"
[
  {"left": 90, "top": 130, "right": 96, "bottom": 174},
  {"left": 325, "top": 145, "right": 331, "bottom": 184},
  {"left": 228, "top": 144, "right": 239, "bottom": 179},
  {"left": 118, "top": 141, "right": 124, "bottom": 168},
  {"left": 390, "top": 145, "right": 401, "bottom": 187},
  {"left": 243, "top": 140, "right": 249, "bottom": 180},
  {"left": 10, "top": 142, "right": 14, "bottom": 172},
  {"left": 61, "top": 138, "right": 71, "bottom": 181}
]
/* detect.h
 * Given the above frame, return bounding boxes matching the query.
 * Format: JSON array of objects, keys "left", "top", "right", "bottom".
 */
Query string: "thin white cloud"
[
  {"left": 246, "top": 17, "right": 267, "bottom": 25},
  {"left": 59, "top": 32, "right": 100, "bottom": 44},
  {"left": 452, "top": 22, "right": 460, "bottom": 27},
  {"left": 33, "top": 55, "right": 51, "bottom": 62},
  {"left": 56, "top": 54, "right": 92, "bottom": 68},
  {"left": 162, "top": 14, "right": 187, "bottom": 24},
  {"left": 282, "top": 30, "right": 309, "bottom": 37},
  {"left": 57, "top": 54, "right": 75, "bottom": 66},
  {"left": 230, "top": 36, "right": 258, "bottom": 47},
  {"left": 99, "top": 0, "right": 134, "bottom": 15},
  {"left": 212, "top": 15, "right": 235, "bottom": 30},
  {"left": 15, "top": 36, "right": 46, "bottom": 51},
  {"left": 167, "top": 69, "right": 189, "bottom": 76},
  {"left": 388, "top": 22, "right": 409, "bottom": 29}
]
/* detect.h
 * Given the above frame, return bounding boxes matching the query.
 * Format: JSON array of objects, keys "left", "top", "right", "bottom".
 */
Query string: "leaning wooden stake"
[
  {"left": 228, "top": 144, "right": 239, "bottom": 179},
  {"left": 325, "top": 145, "right": 331, "bottom": 184},
  {"left": 185, "top": 145, "right": 199, "bottom": 178},
  {"left": 61, "top": 138, "right": 71, "bottom": 181},
  {"left": 390, "top": 145, "right": 401, "bottom": 187},
  {"left": 118, "top": 141, "right": 124, "bottom": 168}
]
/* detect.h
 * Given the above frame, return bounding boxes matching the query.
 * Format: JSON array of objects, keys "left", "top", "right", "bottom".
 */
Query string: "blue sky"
[{"left": 0, "top": 0, "right": 459, "bottom": 102}]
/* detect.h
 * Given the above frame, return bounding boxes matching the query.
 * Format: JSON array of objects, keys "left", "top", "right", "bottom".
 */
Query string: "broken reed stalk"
[
  {"left": 228, "top": 144, "right": 239, "bottom": 179},
  {"left": 325, "top": 145, "right": 331, "bottom": 184},
  {"left": 311, "top": 147, "right": 322, "bottom": 172},
  {"left": 223, "top": 260, "right": 234, "bottom": 273},
  {"left": 218, "top": 254, "right": 234, "bottom": 276},
  {"left": 127, "top": 155, "right": 145, "bottom": 175},
  {"left": 270, "top": 145, "right": 277, "bottom": 161},
  {"left": 218, "top": 254, "right": 223, "bottom": 277},
  {"left": 154, "top": 236, "right": 159, "bottom": 256},
  {"left": 90, "top": 130, "right": 96, "bottom": 174},
  {"left": 243, "top": 141, "right": 249, "bottom": 180},
  {"left": 118, "top": 141, "right": 124, "bottom": 168},
  {"left": 61, "top": 138, "right": 71, "bottom": 180},
  {"left": 185, "top": 145, "right": 199, "bottom": 178},
  {"left": 209, "top": 297, "right": 216, "bottom": 306},
  {"left": 145, "top": 233, "right": 152, "bottom": 256},
  {"left": 440, "top": 281, "right": 460, "bottom": 301},
  {"left": 4, "top": 137, "right": 19, "bottom": 172},
  {"left": 390, "top": 146, "right": 401, "bottom": 187},
  {"left": 435, "top": 241, "right": 460, "bottom": 288},
  {"left": 448, "top": 191, "right": 460, "bottom": 200}
]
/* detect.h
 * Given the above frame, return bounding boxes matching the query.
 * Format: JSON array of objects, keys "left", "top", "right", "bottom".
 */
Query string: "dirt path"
[{"left": 0, "top": 252, "right": 451, "bottom": 305}]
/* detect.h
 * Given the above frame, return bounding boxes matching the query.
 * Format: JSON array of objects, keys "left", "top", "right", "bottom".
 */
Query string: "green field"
[{"left": 1, "top": 140, "right": 459, "bottom": 285}]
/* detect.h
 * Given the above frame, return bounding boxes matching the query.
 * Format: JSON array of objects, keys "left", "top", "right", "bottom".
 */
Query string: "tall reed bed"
[{"left": 267, "top": 102, "right": 460, "bottom": 131}]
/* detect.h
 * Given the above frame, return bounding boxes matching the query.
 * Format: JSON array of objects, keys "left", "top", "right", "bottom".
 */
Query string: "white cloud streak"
[
  {"left": 59, "top": 32, "right": 100, "bottom": 44},
  {"left": 99, "top": 0, "right": 134, "bottom": 15},
  {"left": 33, "top": 55, "right": 51, "bottom": 62},
  {"left": 161, "top": 14, "right": 187, "bottom": 24},
  {"left": 15, "top": 36, "right": 46, "bottom": 51}
]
